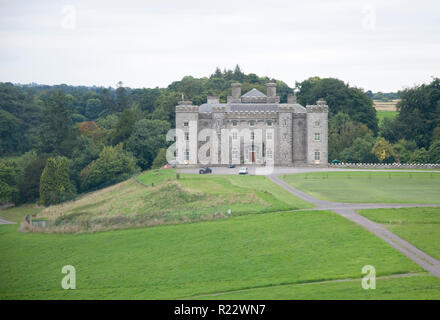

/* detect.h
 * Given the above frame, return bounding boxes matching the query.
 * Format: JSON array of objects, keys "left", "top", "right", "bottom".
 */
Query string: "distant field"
[
  {"left": 373, "top": 99, "right": 399, "bottom": 111},
  {"left": 281, "top": 171, "right": 440, "bottom": 204},
  {"left": 377, "top": 110, "right": 398, "bottom": 125},
  {"left": 0, "top": 210, "right": 425, "bottom": 299},
  {"left": 27, "top": 169, "right": 312, "bottom": 233},
  {"left": 359, "top": 207, "right": 440, "bottom": 260}
]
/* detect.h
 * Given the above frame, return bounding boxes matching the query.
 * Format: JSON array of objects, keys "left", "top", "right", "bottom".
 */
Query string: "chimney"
[
  {"left": 288, "top": 93, "right": 297, "bottom": 104},
  {"left": 266, "top": 83, "right": 276, "bottom": 98},
  {"left": 207, "top": 95, "right": 219, "bottom": 104},
  {"left": 231, "top": 82, "right": 241, "bottom": 99}
]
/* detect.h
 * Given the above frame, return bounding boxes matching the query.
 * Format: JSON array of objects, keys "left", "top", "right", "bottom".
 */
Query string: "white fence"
[{"left": 328, "top": 163, "right": 440, "bottom": 169}]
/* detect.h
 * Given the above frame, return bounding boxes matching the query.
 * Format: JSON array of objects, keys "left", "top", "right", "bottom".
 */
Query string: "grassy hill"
[{"left": 24, "top": 169, "right": 312, "bottom": 233}]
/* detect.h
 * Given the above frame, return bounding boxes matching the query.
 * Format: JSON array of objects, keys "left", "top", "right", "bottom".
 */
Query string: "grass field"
[
  {"left": 377, "top": 110, "right": 398, "bottom": 125},
  {"left": 359, "top": 207, "right": 440, "bottom": 260},
  {"left": 281, "top": 171, "right": 440, "bottom": 204},
  {"left": 28, "top": 170, "right": 312, "bottom": 233},
  {"left": 193, "top": 275, "right": 440, "bottom": 300},
  {"left": 1, "top": 208, "right": 432, "bottom": 299}
]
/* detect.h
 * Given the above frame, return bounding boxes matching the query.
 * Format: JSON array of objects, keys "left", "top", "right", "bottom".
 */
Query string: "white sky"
[{"left": 0, "top": 0, "right": 439, "bottom": 92}]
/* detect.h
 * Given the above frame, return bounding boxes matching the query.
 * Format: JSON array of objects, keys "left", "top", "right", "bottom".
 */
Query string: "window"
[
  {"left": 266, "top": 132, "right": 273, "bottom": 140},
  {"left": 250, "top": 132, "right": 255, "bottom": 140},
  {"left": 185, "top": 132, "right": 190, "bottom": 141},
  {"left": 232, "top": 148, "right": 239, "bottom": 160},
  {"left": 184, "top": 150, "right": 190, "bottom": 161},
  {"left": 266, "top": 148, "right": 273, "bottom": 159},
  {"left": 267, "top": 121, "right": 273, "bottom": 126},
  {"left": 314, "top": 151, "right": 320, "bottom": 161},
  {"left": 232, "top": 132, "right": 238, "bottom": 140},
  {"left": 314, "top": 133, "right": 321, "bottom": 141},
  {"left": 314, "top": 121, "right": 320, "bottom": 127},
  {"left": 232, "top": 120, "right": 238, "bottom": 126},
  {"left": 249, "top": 120, "right": 255, "bottom": 127},
  {"left": 183, "top": 121, "right": 189, "bottom": 127}
]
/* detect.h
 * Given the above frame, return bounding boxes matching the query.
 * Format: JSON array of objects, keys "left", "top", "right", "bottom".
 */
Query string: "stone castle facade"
[{"left": 175, "top": 82, "right": 328, "bottom": 167}]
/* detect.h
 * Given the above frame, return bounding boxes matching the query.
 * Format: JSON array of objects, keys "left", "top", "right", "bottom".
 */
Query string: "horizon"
[{"left": 1, "top": 0, "right": 439, "bottom": 92}]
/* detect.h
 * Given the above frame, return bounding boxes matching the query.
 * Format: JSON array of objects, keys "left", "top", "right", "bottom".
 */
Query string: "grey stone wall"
[
  {"left": 277, "top": 107, "right": 294, "bottom": 166},
  {"left": 306, "top": 104, "right": 328, "bottom": 166}
]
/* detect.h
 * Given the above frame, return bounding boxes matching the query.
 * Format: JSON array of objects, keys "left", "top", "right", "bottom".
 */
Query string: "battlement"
[
  {"left": 176, "top": 104, "right": 198, "bottom": 113},
  {"left": 306, "top": 104, "right": 329, "bottom": 113},
  {"left": 212, "top": 106, "right": 226, "bottom": 112},
  {"left": 277, "top": 105, "right": 295, "bottom": 112},
  {"left": 306, "top": 99, "right": 329, "bottom": 113}
]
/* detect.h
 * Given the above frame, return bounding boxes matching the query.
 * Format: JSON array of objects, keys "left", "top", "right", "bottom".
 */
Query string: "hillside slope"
[{"left": 25, "top": 169, "right": 312, "bottom": 233}]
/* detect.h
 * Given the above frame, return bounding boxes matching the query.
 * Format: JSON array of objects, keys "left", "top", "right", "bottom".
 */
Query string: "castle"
[{"left": 175, "top": 82, "right": 328, "bottom": 167}]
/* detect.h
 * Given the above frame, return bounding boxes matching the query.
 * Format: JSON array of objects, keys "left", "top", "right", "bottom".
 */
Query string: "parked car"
[
  {"left": 331, "top": 159, "right": 340, "bottom": 164},
  {"left": 238, "top": 167, "right": 248, "bottom": 175},
  {"left": 199, "top": 167, "right": 212, "bottom": 174},
  {"left": 229, "top": 163, "right": 236, "bottom": 168}
]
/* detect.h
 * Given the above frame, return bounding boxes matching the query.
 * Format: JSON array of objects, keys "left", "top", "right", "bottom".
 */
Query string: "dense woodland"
[{"left": 1, "top": 66, "right": 439, "bottom": 205}]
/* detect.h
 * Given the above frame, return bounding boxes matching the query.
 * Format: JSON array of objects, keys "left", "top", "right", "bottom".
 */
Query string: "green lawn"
[
  {"left": 281, "top": 171, "right": 440, "bottom": 204},
  {"left": 192, "top": 275, "right": 440, "bottom": 300},
  {"left": 0, "top": 209, "right": 426, "bottom": 299},
  {"left": 28, "top": 169, "right": 312, "bottom": 233},
  {"left": 359, "top": 207, "right": 440, "bottom": 260},
  {"left": 377, "top": 110, "right": 398, "bottom": 125}
]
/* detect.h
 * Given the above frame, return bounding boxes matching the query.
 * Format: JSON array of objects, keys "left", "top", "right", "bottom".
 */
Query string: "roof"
[{"left": 241, "top": 88, "right": 266, "bottom": 98}]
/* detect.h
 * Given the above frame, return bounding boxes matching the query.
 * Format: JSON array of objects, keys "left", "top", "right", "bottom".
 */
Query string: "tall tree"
[
  {"left": 39, "top": 157, "right": 75, "bottom": 206},
  {"left": 39, "top": 91, "right": 76, "bottom": 156},
  {"left": 126, "top": 119, "right": 171, "bottom": 169}
]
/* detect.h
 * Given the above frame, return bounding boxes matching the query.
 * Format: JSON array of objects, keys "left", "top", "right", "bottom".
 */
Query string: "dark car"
[
  {"left": 229, "top": 163, "right": 236, "bottom": 168},
  {"left": 199, "top": 167, "right": 212, "bottom": 174}
]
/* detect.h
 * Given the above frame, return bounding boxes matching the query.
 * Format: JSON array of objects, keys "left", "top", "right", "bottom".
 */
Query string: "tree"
[
  {"left": 328, "top": 112, "right": 372, "bottom": 160},
  {"left": 410, "top": 148, "right": 430, "bottom": 163},
  {"left": 372, "top": 138, "right": 395, "bottom": 163},
  {"left": 152, "top": 148, "right": 167, "bottom": 168},
  {"left": 115, "top": 86, "right": 128, "bottom": 112},
  {"left": 296, "top": 77, "right": 378, "bottom": 133},
  {"left": 112, "top": 109, "right": 136, "bottom": 145},
  {"left": 392, "top": 139, "right": 417, "bottom": 163},
  {"left": 18, "top": 154, "right": 48, "bottom": 204},
  {"left": 39, "top": 91, "right": 76, "bottom": 156},
  {"left": 0, "top": 160, "right": 19, "bottom": 204},
  {"left": 85, "top": 98, "right": 103, "bottom": 120},
  {"left": 80, "top": 145, "right": 139, "bottom": 191},
  {"left": 428, "top": 140, "right": 440, "bottom": 163},
  {"left": 339, "top": 134, "right": 376, "bottom": 163},
  {"left": 126, "top": 119, "right": 171, "bottom": 169},
  {"left": 39, "top": 157, "right": 76, "bottom": 206},
  {"left": 395, "top": 78, "right": 440, "bottom": 148}
]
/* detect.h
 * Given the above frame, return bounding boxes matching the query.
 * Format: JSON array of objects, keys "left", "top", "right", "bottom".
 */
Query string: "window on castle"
[
  {"left": 232, "top": 148, "right": 239, "bottom": 160},
  {"left": 266, "top": 132, "right": 273, "bottom": 140},
  {"left": 184, "top": 150, "right": 190, "bottom": 161},
  {"left": 314, "top": 121, "right": 320, "bottom": 127},
  {"left": 267, "top": 148, "right": 273, "bottom": 159},
  {"left": 315, "top": 151, "right": 320, "bottom": 161},
  {"left": 249, "top": 120, "right": 255, "bottom": 127},
  {"left": 232, "top": 132, "right": 238, "bottom": 140},
  {"left": 267, "top": 121, "right": 273, "bottom": 126},
  {"left": 185, "top": 132, "right": 190, "bottom": 141},
  {"left": 314, "top": 133, "right": 321, "bottom": 141},
  {"left": 183, "top": 121, "right": 189, "bottom": 127},
  {"left": 232, "top": 120, "right": 238, "bottom": 126},
  {"left": 250, "top": 132, "right": 255, "bottom": 140}
]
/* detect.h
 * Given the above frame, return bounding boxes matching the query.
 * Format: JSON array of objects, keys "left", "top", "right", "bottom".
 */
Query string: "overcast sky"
[{"left": 0, "top": 0, "right": 439, "bottom": 92}]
